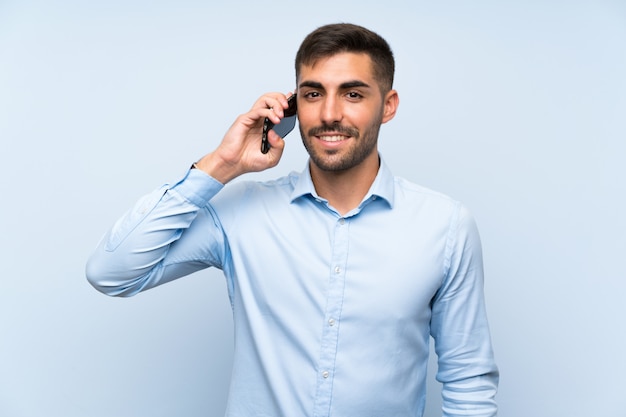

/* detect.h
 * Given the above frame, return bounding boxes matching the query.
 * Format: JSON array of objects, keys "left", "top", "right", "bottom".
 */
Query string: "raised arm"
[{"left": 85, "top": 92, "right": 294, "bottom": 296}]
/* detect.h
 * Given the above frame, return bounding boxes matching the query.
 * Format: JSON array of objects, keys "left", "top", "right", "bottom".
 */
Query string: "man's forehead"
[{"left": 297, "top": 52, "right": 375, "bottom": 85}]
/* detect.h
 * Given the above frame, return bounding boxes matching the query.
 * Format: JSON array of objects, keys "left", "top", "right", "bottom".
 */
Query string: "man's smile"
[{"left": 317, "top": 134, "right": 351, "bottom": 142}]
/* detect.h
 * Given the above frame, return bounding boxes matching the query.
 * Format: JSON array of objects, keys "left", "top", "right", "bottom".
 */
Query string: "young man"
[{"left": 87, "top": 23, "right": 498, "bottom": 416}]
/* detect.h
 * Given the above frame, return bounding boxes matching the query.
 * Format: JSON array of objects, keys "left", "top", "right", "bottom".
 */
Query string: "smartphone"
[{"left": 261, "top": 94, "right": 297, "bottom": 154}]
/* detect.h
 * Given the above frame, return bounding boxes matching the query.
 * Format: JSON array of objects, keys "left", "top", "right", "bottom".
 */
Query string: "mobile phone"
[{"left": 261, "top": 94, "right": 297, "bottom": 154}]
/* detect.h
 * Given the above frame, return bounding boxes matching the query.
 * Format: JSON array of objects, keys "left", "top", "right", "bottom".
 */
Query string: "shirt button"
[
  {"left": 328, "top": 318, "right": 335, "bottom": 326},
  {"left": 322, "top": 371, "right": 330, "bottom": 379},
  {"left": 339, "top": 218, "right": 345, "bottom": 225},
  {"left": 334, "top": 266, "right": 341, "bottom": 274}
]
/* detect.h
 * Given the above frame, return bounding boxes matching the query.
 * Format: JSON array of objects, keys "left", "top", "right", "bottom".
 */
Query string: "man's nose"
[{"left": 320, "top": 96, "right": 343, "bottom": 125}]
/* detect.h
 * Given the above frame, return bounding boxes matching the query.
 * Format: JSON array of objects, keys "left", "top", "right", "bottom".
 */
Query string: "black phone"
[{"left": 261, "top": 94, "right": 297, "bottom": 154}]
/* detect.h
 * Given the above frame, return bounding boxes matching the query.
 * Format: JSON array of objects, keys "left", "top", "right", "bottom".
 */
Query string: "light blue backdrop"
[{"left": 1, "top": 1, "right": 624, "bottom": 416}]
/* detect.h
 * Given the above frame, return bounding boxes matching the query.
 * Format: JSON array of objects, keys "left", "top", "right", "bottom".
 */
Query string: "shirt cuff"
[{"left": 170, "top": 167, "right": 224, "bottom": 207}]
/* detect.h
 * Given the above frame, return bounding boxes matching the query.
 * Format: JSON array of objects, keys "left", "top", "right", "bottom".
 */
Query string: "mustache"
[{"left": 308, "top": 123, "right": 359, "bottom": 138}]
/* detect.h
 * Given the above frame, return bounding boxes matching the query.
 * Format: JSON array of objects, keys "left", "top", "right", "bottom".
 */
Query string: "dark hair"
[{"left": 295, "top": 23, "right": 395, "bottom": 93}]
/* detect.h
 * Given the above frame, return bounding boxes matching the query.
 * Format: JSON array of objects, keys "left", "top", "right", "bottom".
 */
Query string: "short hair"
[{"left": 295, "top": 23, "right": 395, "bottom": 93}]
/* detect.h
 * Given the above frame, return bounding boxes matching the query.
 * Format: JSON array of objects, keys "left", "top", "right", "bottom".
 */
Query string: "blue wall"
[{"left": 1, "top": 1, "right": 624, "bottom": 415}]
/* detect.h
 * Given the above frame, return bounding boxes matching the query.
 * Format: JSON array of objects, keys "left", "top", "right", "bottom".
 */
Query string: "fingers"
[
  {"left": 265, "top": 128, "right": 285, "bottom": 152},
  {"left": 253, "top": 92, "right": 293, "bottom": 122}
]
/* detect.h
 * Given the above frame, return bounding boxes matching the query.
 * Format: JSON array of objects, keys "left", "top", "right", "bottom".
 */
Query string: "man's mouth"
[
  {"left": 309, "top": 124, "right": 359, "bottom": 142},
  {"left": 318, "top": 134, "right": 349, "bottom": 142}
]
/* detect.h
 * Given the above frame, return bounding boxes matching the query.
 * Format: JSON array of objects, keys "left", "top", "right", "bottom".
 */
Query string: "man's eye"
[
  {"left": 347, "top": 92, "right": 363, "bottom": 99},
  {"left": 305, "top": 91, "right": 321, "bottom": 98}
]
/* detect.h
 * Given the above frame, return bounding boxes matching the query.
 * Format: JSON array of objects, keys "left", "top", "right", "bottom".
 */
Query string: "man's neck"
[{"left": 309, "top": 155, "right": 380, "bottom": 216}]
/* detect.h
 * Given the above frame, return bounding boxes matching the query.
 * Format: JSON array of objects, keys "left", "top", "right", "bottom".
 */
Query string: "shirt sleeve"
[
  {"left": 430, "top": 203, "right": 499, "bottom": 417},
  {"left": 85, "top": 168, "right": 227, "bottom": 297}
]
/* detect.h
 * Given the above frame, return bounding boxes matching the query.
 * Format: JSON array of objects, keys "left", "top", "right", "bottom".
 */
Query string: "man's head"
[
  {"left": 295, "top": 23, "right": 395, "bottom": 95},
  {"left": 294, "top": 24, "right": 399, "bottom": 175}
]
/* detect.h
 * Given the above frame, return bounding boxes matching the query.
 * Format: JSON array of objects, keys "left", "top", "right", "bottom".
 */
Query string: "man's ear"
[{"left": 382, "top": 89, "right": 399, "bottom": 124}]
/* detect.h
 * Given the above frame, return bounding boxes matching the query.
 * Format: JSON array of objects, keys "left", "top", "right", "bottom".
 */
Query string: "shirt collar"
[{"left": 290, "top": 155, "right": 395, "bottom": 209}]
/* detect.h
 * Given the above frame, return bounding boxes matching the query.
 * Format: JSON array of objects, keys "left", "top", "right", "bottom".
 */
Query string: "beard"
[{"left": 299, "top": 116, "right": 383, "bottom": 172}]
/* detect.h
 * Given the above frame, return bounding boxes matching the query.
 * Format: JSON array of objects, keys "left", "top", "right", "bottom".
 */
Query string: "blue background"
[{"left": 1, "top": 1, "right": 625, "bottom": 415}]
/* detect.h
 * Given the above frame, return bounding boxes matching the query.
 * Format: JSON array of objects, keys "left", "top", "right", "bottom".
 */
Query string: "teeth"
[{"left": 320, "top": 135, "right": 346, "bottom": 142}]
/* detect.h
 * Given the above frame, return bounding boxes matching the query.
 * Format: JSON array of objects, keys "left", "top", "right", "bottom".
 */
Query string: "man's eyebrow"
[
  {"left": 298, "top": 81, "right": 323, "bottom": 89},
  {"left": 298, "top": 80, "right": 372, "bottom": 90},
  {"left": 339, "top": 80, "right": 371, "bottom": 89}
]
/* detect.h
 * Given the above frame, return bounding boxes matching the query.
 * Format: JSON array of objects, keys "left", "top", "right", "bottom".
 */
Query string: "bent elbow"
[
  {"left": 85, "top": 252, "right": 138, "bottom": 298},
  {"left": 85, "top": 257, "right": 105, "bottom": 295}
]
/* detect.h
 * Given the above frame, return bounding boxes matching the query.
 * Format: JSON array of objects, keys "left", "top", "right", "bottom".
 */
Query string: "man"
[{"left": 87, "top": 23, "right": 498, "bottom": 416}]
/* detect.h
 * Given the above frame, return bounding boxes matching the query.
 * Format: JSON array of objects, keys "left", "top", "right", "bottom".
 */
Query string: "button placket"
[{"left": 312, "top": 217, "right": 350, "bottom": 416}]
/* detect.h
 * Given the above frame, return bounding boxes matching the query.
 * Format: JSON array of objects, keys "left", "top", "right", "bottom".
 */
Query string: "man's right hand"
[{"left": 194, "top": 92, "right": 294, "bottom": 184}]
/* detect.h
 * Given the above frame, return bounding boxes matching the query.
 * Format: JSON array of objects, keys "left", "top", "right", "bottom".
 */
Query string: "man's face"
[{"left": 296, "top": 52, "right": 397, "bottom": 173}]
